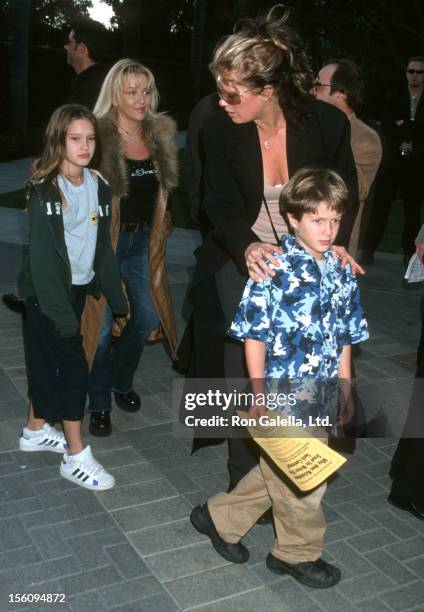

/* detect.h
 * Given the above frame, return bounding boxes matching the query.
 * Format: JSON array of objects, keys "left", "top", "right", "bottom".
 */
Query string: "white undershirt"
[
  {"left": 251, "top": 181, "right": 288, "bottom": 244},
  {"left": 57, "top": 168, "right": 99, "bottom": 285}
]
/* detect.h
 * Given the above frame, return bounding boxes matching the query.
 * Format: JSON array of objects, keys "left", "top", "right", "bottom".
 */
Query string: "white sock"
[
  {"left": 23, "top": 426, "right": 45, "bottom": 436},
  {"left": 67, "top": 446, "right": 86, "bottom": 459}
]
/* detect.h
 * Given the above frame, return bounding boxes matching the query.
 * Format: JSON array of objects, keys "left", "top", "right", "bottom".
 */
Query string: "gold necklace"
[{"left": 259, "top": 123, "right": 286, "bottom": 151}]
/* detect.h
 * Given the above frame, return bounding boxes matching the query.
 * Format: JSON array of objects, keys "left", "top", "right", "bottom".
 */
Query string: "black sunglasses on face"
[
  {"left": 216, "top": 86, "right": 257, "bottom": 105},
  {"left": 407, "top": 69, "right": 424, "bottom": 75}
]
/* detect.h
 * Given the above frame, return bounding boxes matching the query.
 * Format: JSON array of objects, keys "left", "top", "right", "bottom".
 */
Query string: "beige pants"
[{"left": 208, "top": 453, "right": 327, "bottom": 563}]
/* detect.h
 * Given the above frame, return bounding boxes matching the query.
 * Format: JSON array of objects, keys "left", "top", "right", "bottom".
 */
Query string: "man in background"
[
  {"left": 64, "top": 17, "right": 110, "bottom": 110},
  {"left": 314, "top": 59, "right": 382, "bottom": 257},
  {"left": 361, "top": 57, "right": 424, "bottom": 264}
]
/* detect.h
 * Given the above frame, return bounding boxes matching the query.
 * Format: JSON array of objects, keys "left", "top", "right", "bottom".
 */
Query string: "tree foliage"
[{"left": 2, "top": 0, "right": 424, "bottom": 132}]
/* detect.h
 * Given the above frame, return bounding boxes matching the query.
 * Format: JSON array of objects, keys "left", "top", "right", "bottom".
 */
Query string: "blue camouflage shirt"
[
  {"left": 229, "top": 234, "right": 368, "bottom": 425},
  {"left": 229, "top": 233, "right": 369, "bottom": 381}
]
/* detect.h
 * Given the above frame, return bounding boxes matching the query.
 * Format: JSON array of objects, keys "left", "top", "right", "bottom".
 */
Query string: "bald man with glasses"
[
  {"left": 313, "top": 59, "right": 382, "bottom": 257},
  {"left": 362, "top": 56, "right": 424, "bottom": 264}
]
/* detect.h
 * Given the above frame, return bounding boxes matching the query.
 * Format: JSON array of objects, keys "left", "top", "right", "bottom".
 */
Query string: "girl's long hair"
[{"left": 32, "top": 104, "right": 98, "bottom": 188}]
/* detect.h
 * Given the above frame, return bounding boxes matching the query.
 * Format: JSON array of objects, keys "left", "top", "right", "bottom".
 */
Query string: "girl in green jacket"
[{"left": 18, "top": 104, "right": 128, "bottom": 491}]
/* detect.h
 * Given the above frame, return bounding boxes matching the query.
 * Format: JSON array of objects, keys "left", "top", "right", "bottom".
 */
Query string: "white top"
[
  {"left": 251, "top": 180, "right": 288, "bottom": 244},
  {"left": 57, "top": 168, "right": 99, "bottom": 285},
  {"left": 316, "top": 258, "right": 326, "bottom": 276}
]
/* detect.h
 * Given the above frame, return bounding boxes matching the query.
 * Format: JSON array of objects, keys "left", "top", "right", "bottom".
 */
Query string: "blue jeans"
[{"left": 87, "top": 227, "right": 159, "bottom": 412}]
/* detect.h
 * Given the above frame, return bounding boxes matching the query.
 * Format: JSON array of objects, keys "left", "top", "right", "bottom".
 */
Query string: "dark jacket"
[
  {"left": 194, "top": 99, "right": 358, "bottom": 284},
  {"left": 184, "top": 93, "right": 220, "bottom": 238},
  {"left": 380, "top": 88, "right": 424, "bottom": 163},
  {"left": 19, "top": 172, "right": 128, "bottom": 338},
  {"left": 68, "top": 63, "right": 109, "bottom": 110}
]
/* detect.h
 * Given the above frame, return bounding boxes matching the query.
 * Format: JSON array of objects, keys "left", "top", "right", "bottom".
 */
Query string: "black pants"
[
  {"left": 390, "top": 295, "right": 424, "bottom": 506},
  {"left": 215, "top": 259, "right": 260, "bottom": 489},
  {"left": 23, "top": 286, "right": 88, "bottom": 421},
  {"left": 363, "top": 157, "right": 423, "bottom": 258}
]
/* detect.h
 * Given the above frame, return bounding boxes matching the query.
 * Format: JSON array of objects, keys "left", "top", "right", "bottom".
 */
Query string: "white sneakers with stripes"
[
  {"left": 60, "top": 445, "right": 115, "bottom": 491},
  {"left": 19, "top": 425, "right": 114, "bottom": 491},
  {"left": 19, "top": 423, "right": 68, "bottom": 454}
]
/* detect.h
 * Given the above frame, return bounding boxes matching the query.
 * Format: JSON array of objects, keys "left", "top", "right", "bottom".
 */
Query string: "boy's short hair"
[{"left": 279, "top": 167, "right": 349, "bottom": 230}]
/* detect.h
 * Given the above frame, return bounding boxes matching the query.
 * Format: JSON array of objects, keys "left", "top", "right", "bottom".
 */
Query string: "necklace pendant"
[{"left": 264, "top": 140, "right": 271, "bottom": 150}]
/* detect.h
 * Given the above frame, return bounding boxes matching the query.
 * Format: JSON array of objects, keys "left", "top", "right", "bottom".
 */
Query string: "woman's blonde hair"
[
  {"left": 94, "top": 58, "right": 159, "bottom": 120},
  {"left": 32, "top": 104, "right": 98, "bottom": 186},
  {"left": 210, "top": 5, "right": 313, "bottom": 125}
]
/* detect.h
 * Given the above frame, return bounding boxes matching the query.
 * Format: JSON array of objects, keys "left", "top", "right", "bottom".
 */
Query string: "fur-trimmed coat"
[{"left": 81, "top": 112, "right": 178, "bottom": 367}]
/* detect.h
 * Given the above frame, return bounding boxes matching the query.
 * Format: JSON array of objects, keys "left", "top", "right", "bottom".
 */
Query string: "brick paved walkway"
[{"left": 0, "top": 210, "right": 423, "bottom": 611}]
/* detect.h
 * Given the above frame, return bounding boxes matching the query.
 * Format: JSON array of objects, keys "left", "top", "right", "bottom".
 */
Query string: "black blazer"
[
  {"left": 380, "top": 88, "right": 424, "bottom": 162},
  {"left": 193, "top": 98, "right": 358, "bottom": 283}
]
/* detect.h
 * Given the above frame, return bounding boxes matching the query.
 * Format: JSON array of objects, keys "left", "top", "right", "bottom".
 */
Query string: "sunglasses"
[
  {"left": 217, "top": 86, "right": 257, "bottom": 105},
  {"left": 407, "top": 69, "right": 424, "bottom": 75}
]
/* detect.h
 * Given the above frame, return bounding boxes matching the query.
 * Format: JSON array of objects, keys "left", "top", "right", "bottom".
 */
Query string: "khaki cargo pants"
[{"left": 208, "top": 451, "right": 327, "bottom": 563}]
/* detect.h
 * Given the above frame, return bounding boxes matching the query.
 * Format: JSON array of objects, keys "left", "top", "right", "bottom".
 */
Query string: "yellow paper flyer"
[{"left": 240, "top": 410, "right": 346, "bottom": 491}]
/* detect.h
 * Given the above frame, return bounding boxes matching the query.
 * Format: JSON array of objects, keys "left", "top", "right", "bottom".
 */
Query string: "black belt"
[{"left": 119, "top": 222, "right": 149, "bottom": 233}]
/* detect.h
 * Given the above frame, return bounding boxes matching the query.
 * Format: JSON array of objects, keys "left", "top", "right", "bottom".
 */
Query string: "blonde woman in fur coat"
[{"left": 81, "top": 59, "right": 178, "bottom": 436}]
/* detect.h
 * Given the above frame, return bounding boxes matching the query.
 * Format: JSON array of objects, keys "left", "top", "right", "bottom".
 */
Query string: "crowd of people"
[{"left": 3, "top": 5, "right": 424, "bottom": 592}]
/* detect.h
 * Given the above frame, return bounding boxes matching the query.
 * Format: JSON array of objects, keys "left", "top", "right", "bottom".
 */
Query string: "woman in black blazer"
[{"left": 187, "top": 8, "right": 359, "bottom": 489}]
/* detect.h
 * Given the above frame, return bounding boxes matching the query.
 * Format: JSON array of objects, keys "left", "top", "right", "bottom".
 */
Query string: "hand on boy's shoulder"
[
  {"left": 245, "top": 241, "right": 283, "bottom": 282},
  {"left": 331, "top": 246, "right": 365, "bottom": 276}
]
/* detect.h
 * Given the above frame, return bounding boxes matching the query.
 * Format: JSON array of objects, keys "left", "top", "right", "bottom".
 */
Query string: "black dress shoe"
[
  {"left": 190, "top": 504, "right": 249, "bottom": 563},
  {"left": 266, "top": 553, "right": 341, "bottom": 589},
  {"left": 388, "top": 494, "right": 424, "bottom": 521},
  {"left": 256, "top": 507, "right": 273, "bottom": 525},
  {"left": 2, "top": 293, "right": 26, "bottom": 315},
  {"left": 89, "top": 411, "right": 112, "bottom": 437},
  {"left": 114, "top": 390, "right": 141, "bottom": 413}
]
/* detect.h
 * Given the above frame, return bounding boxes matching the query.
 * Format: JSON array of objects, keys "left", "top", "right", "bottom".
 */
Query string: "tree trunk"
[
  {"left": 8, "top": 0, "right": 31, "bottom": 135},
  {"left": 190, "top": 0, "right": 208, "bottom": 102}
]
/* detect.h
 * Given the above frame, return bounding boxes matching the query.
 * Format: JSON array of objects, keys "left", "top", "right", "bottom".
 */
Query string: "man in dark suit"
[{"left": 362, "top": 57, "right": 424, "bottom": 263}]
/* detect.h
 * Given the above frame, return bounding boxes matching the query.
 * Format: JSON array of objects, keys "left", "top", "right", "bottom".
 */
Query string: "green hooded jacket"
[{"left": 19, "top": 171, "right": 128, "bottom": 337}]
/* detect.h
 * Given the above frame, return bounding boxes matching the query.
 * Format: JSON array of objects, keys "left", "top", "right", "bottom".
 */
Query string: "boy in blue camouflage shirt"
[{"left": 191, "top": 168, "right": 369, "bottom": 590}]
